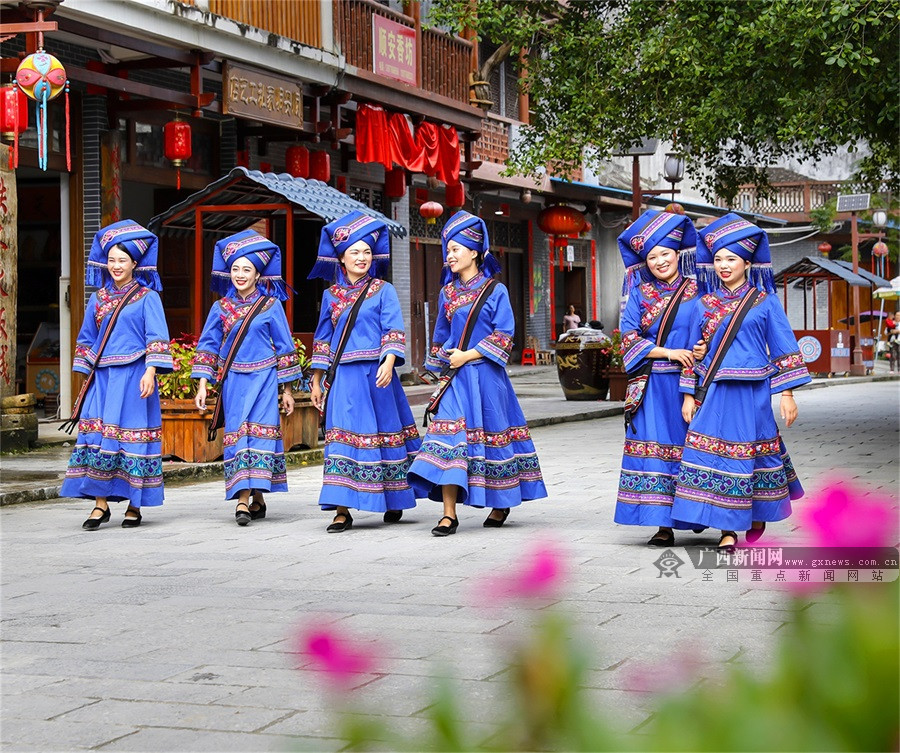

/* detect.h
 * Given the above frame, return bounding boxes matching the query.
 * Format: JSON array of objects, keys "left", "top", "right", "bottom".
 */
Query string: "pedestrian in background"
[
  {"left": 563, "top": 303, "right": 581, "bottom": 332},
  {"left": 673, "top": 214, "right": 811, "bottom": 551},
  {"left": 308, "top": 211, "right": 421, "bottom": 533},
  {"left": 61, "top": 221, "right": 173, "bottom": 529},
  {"left": 192, "top": 230, "right": 300, "bottom": 526},
  {"left": 408, "top": 210, "right": 547, "bottom": 535},
  {"left": 612, "top": 209, "right": 706, "bottom": 547}
]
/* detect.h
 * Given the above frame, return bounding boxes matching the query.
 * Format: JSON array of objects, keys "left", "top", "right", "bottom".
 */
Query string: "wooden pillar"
[{"left": 0, "top": 144, "right": 17, "bottom": 397}]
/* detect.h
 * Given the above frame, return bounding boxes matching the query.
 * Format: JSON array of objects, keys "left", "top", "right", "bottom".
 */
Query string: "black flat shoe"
[
  {"left": 121, "top": 507, "right": 142, "bottom": 528},
  {"left": 483, "top": 508, "right": 510, "bottom": 528},
  {"left": 431, "top": 516, "right": 459, "bottom": 537},
  {"left": 383, "top": 509, "right": 403, "bottom": 524},
  {"left": 82, "top": 506, "right": 110, "bottom": 530},
  {"left": 326, "top": 512, "right": 353, "bottom": 533},
  {"left": 235, "top": 503, "right": 251, "bottom": 527},
  {"left": 717, "top": 531, "right": 738, "bottom": 554},
  {"left": 249, "top": 501, "right": 267, "bottom": 520},
  {"left": 745, "top": 522, "right": 766, "bottom": 543},
  {"left": 648, "top": 529, "right": 675, "bottom": 547}
]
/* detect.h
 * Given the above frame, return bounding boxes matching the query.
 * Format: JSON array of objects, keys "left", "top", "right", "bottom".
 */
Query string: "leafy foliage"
[{"left": 429, "top": 0, "right": 899, "bottom": 202}]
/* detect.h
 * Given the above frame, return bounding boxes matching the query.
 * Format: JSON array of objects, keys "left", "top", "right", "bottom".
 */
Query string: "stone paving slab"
[{"left": 1, "top": 380, "right": 897, "bottom": 751}]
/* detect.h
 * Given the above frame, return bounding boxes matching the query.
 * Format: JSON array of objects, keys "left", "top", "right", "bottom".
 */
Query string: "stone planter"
[
  {"left": 161, "top": 392, "right": 318, "bottom": 463},
  {"left": 554, "top": 340, "right": 611, "bottom": 401}
]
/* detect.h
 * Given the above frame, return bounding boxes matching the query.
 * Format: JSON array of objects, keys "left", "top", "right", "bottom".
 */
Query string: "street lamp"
[
  {"left": 663, "top": 154, "right": 685, "bottom": 201},
  {"left": 612, "top": 138, "right": 659, "bottom": 221},
  {"left": 872, "top": 209, "right": 888, "bottom": 229}
]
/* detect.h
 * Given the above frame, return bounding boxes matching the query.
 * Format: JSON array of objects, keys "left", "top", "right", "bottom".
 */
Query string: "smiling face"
[
  {"left": 340, "top": 240, "right": 373, "bottom": 283},
  {"left": 714, "top": 249, "right": 750, "bottom": 288},
  {"left": 230, "top": 257, "right": 260, "bottom": 297},
  {"left": 446, "top": 240, "right": 479, "bottom": 279},
  {"left": 645, "top": 245, "right": 680, "bottom": 283},
  {"left": 107, "top": 245, "right": 137, "bottom": 287}
]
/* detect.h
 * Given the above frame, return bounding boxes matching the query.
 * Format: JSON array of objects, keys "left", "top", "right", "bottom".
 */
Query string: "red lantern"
[
  {"left": 665, "top": 202, "right": 686, "bottom": 215},
  {"left": 817, "top": 241, "right": 832, "bottom": 256},
  {"left": 310, "top": 150, "right": 330, "bottom": 182},
  {"left": 164, "top": 118, "right": 192, "bottom": 189},
  {"left": 536, "top": 204, "right": 585, "bottom": 236},
  {"left": 0, "top": 85, "right": 27, "bottom": 168},
  {"left": 385, "top": 167, "right": 406, "bottom": 200},
  {"left": 580, "top": 221, "right": 592, "bottom": 237},
  {"left": 445, "top": 182, "right": 465, "bottom": 208},
  {"left": 236, "top": 149, "right": 249, "bottom": 168},
  {"left": 873, "top": 241, "right": 889, "bottom": 257},
  {"left": 420, "top": 201, "right": 443, "bottom": 225},
  {"left": 285, "top": 145, "right": 309, "bottom": 178}
]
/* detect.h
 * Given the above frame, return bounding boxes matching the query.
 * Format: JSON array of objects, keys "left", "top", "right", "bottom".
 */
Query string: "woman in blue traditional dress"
[
  {"left": 672, "top": 213, "right": 811, "bottom": 551},
  {"left": 61, "top": 220, "right": 173, "bottom": 529},
  {"left": 308, "top": 211, "right": 421, "bottom": 532},
  {"left": 613, "top": 209, "right": 706, "bottom": 547},
  {"left": 192, "top": 231, "right": 301, "bottom": 526},
  {"left": 408, "top": 210, "right": 548, "bottom": 536}
]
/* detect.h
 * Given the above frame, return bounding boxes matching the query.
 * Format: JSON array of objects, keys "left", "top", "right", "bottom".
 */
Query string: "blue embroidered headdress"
[
  {"left": 616, "top": 209, "right": 697, "bottom": 293},
  {"left": 308, "top": 210, "right": 390, "bottom": 283},
  {"left": 696, "top": 213, "right": 774, "bottom": 294},
  {"left": 87, "top": 220, "right": 162, "bottom": 291},
  {"left": 440, "top": 210, "right": 501, "bottom": 285},
  {"left": 211, "top": 230, "right": 289, "bottom": 301}
]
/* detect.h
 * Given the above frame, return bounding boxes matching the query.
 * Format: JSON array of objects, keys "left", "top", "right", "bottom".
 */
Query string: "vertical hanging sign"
[{"left": 372, "top": 15, "right": 417, "bottom": 85}]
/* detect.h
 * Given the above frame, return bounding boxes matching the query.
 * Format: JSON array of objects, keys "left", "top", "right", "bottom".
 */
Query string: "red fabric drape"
[
  {"left": 355, "top": 104, "right": 392, "bottom": 169},
  {"left": 437, "top": 124, "right": 460, "bottom": 185},
  {"left": 414, "top": 121, "right": 441, "bottom": 177},
  {"left": 388, "top": 112, "right": 425, "bottom": 172}
]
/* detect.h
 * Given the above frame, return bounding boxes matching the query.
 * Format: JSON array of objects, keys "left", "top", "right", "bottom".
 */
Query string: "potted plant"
[
  {"left": 156, "top": 334, "right": 316, "bottom": 463},
  {"left": 603, "top": 328, "right": 628, "bottom": 401}
]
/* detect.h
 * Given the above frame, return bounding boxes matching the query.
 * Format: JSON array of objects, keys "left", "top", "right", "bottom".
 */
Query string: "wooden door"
[{"left": 410, "top": 239, "right": 443, "bottom": 372}]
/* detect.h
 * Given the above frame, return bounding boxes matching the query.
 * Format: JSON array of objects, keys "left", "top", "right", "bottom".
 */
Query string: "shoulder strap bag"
[
  {"left": 423, "top": 278, "right": 498, "bottom": 426},
  {"left": 693, "top": 288, "right": 760, "bottom": 410},
  {"left": 60, "top": 285, "right": 143, "bottom": 434},
  {"left": 206, "top": 295, "right": 271, "bottom": 442},
  {"left": 623, "top": 277, "right": 693, "bottom": 433},
  {"left": 318, "top": 278, "right": 374, "bottom": 427}
]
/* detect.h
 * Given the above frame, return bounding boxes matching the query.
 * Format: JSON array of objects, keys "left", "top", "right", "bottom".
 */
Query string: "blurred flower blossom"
[
  {"left": 482, "top": 541, "right": 566, "bottom": 601},
  {"left": 296, "top": 624, "right": 376, "bottom": 686},
  {"left": 798, "top": 479, "right": 897, "bottom": 548}
]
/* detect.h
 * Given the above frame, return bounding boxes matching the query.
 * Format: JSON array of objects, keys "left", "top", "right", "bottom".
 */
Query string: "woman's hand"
[
  {"left": 139, "top": 366, "right": 156, "bottom": 399},
  {"left": 780, "top": 394, "right": 798, "bottom": 427},
  {"left": 310, "top": 380, "right": 323, "bottom": 411},
  {"left": 692, "top": 339, "right": 708, "bottom": 360},
  {"left": 448, "top": 348, "right": 479, "bottom": 369},
  {"left": 665, "top": 348, "right": 694, "bottom": 369},
  {"left": 681, "top": 394, "right": 696, "bottom": 424},
  {"left": 375, "top": 354, "right": 396, "bottom": 388},
  {"left": 195, "top": 379, "right": 208, "bottom": 412},
  {"left": 280, "top": 389, "right": 295, "bottom": 417}
]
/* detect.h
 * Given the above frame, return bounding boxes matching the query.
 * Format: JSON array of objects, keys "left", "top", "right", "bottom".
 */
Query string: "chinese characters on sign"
[
  {"left": 372, "top": 14, "right": 416, "bottom": 86},
  {"left": 223, "top": 63, "right": 305, "bottom": 130}
]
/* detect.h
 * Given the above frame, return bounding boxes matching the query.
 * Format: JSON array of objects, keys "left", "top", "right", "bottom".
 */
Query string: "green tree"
[{"left": 430, "top": 0, "right": 899, "bottom": 202}]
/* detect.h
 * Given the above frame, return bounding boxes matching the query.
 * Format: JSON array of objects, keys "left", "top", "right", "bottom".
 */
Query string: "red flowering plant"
[
  {"left": 602, "top": 328, "right": 625, "bottom": 370},
  {"left": 156, "top": 334, "right": 218, "bottom": 401}
]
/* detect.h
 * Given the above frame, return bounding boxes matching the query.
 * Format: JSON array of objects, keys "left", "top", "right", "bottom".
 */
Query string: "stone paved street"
[{"left": 1, "top": 380, "right": 898, "bottom": 752}]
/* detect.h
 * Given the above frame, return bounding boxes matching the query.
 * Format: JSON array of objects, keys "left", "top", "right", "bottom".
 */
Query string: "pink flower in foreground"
[
  {"left": 798, "top": 479, "right": 897, "bottom": 549},
  {"left": 622, "top": 645, "right": 703, "bottom": 694},
  {"left": 295, "top": 625, "right": 376, "bottom": 685},
  {"left": 482, "top": 541, "right": 566, "bottom": 601}
]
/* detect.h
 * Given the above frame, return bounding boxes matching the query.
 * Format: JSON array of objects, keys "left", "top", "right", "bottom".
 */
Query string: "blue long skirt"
[
  {"left": 408, "top": 360, "right": 547, "bottom": 508},
  {"left": 60, "top": 361, "right": 164, "bottom": 507},
  {"left": 319, "top": 361, "right": 421, "bottom": 512},
  {"left": 221, "top": 368, "right": 287, "bottom": 500},
  {"left": 614, "top": 371, "right": 696, "bottom": 529},
  {"left": 671, "top": 379, "right": 803, "bottom": 531}
]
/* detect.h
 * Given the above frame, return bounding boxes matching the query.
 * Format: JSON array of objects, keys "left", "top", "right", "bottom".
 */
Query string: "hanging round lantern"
[
  {"left": 15, "top": 50, "right": 70, "bottom": 171},
  {"left": 236, "top": 149, "right": 249, "bottom": 168},
  {"left": 817, "top": 241, "right": 832, "bottom": 256},
  {"left": 164, "top": 117, "right": 192, "bottom": 189},
  {"left": 664, "top": 202, "right": 686, "bottom": 215},
  {"left": 420, "top": 201, "right": 443, "bottom": 225},
  {"left": 872, "top": 241, "right": 889, "bottom": 257},
  {"left": 285, "top": 145, "right": 309, "bottom": 178},
  {"left": 310, "top": 150, "right": 330, "bottom": 182},
  {"left": 385, "top": 167, "right": 406, "bottom": 200},
  {"left": 0, "top": 85, "right": 28, "bottom": 169},
  {"left": 580, "top": 220, "right": 592, "bottom": 237},
  {"left": 445, "top": 182, "right": 465, "bottom": 209},
  {"left": 536, "top": 204, "right": 585, "bottom": 236}
]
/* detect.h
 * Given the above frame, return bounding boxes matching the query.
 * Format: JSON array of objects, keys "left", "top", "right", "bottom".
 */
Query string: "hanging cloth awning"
[{"left": 149, "top": 167, "right": 407, "bottom": 238}]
